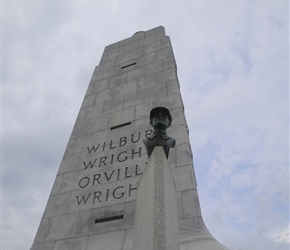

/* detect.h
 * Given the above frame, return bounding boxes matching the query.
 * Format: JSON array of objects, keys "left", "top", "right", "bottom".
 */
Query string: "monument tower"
[{"left": 31, "top": 26, "right": 230, "bottom": 250}]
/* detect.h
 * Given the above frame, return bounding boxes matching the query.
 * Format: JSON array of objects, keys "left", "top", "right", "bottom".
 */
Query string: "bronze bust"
[{"left": 143, "top": 107, "right": 176, "bottom": 159}]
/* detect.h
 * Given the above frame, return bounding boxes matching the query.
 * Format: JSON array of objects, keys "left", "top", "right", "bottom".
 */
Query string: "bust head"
[{"left": 149, "top": 107, "right": 172, "bottom": 130}]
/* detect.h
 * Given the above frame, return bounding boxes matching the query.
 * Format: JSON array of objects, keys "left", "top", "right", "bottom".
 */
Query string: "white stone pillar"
[{"left": 133, "top": 146, "right": 180, "bottom": 250}]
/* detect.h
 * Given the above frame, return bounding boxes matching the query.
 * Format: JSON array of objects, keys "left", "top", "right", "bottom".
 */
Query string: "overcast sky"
[{"left": 2, "top": 0, "right": 289, "bottom": 250}]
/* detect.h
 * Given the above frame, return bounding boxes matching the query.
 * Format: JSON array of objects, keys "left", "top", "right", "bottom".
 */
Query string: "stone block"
[
  {"left": 119, "top": 59, "right": 138, "bottom": 72},
  {"left": 122, "top": 229, "right": 133, "bottom": 250},
  {"left": 176, "top": 143, "right": 193, "bottom": 167},
  {"left": 81, "top": 93, "right": 96, "bottom": 109},
  {"left": 167, "top": 146, "right": 176, "bottom": 169},
  {"left": 158, "top": 93, "right": 183, "bottom": 110},
  {"left": 137, "top": 73, "right": 157, "bottom": 90},
  {"left": 43, "top": 192, "right": 71, "bottom": 218},
  {"left": 135, "top": 100, "right": 159, "bottom": 120},
  {"left": 156, "top": 47, "right": 173, "bottom": 61},
  {"left": 99, "top": 57, "right": 117, "bottom": 70},
  {"left": 100, "top": 51, "right": 107, "bottom": 62},
  {"left": 172, "top": 165, "right": 195, "bottom": 192},
  {"left": 143, "top": 82, "right": 167, "bottom": 101},
  {"left": 53, "top": 236, "right": 88, "bottom": 250},
  {"left": 132, "top": 117, "right": 152, "bottom": 136},
  {"left": 114, "top": 80, "right": 137, "bottom": 98},
  {"left": 107, "top": 46, "right": 123, "bottom": 59},
  {"left": 89, "top": 68, "right": 103, "bottom": 83},
  {"left": 140, "top": 34, "right": 157, "bottom": 47},
  {"left": 179, "top": 216, "right": 211, "bottom": 240},
  {"left": 104, "top": 41, "right": 120, "bottom": 52},
  {"left": 81, "top": 129, "right": 108, "bottom": 153},
  {"left": 156, "top": 30, "right": 167, "bottom": 41},
  {"left": 144, "top": 41, "right": 161, "bottom": 54},
  {"left": 156, "top": 67, "right": 177, "bottom": 83},
  {"left": 33, "top": 218, "right": 49, "bottom": 244},
  {"left": 71, "top": 122, "right": 90, "bottom": 138},
  {"left": 160, "top": 37, "right": 171, "bottom": 48},
  {"left": 123, "top": 90, "right": 145, "bottom": 108},
  {"left": 95, "top": 88, "right": 114, "bottom": 104},
  {"left": 31, "top": 242, "right": 55, "bottom": 250},
  {"left": 58, "top": 152, "right": 82, "bottom": 174},
  {"left": 108, "top": 72, "right": 128, "bottom": 87},
  {"left": 166, "top": 80, "right": 179, "bottom": 95},
  {"left": 72, "top": 135, "right": 88, "bottom": 154},
  {"left": 75, "top": 103, "right": 104, "bottom": 126},
  {"left": 182, "top": 189, "right": 202, "bottom": 218},
  {"left": 86, "top": 114, "right": 110, "bottom": 133},
  {"left": 86, "top": 230, "right": 126, "bottom": 250},
  {"left": 123, "top": 40, "right": 140, "bottom": 53},
  {"left": 50, "top": 175, "right": 63, "bottom": 195},
  {"left": 102, "top": 65, "right": 119, "bottom": 79},
  {"left": 176, "top": 191, "right": 183, "bottom": 220},
  {"left": 138, "top": 51, "right": 156, "bottom": 66},
  {"left": 64, "top": 137, "right": 75, "bottom": 155},
  {"left": 115, "top": 47, "right": 145, "bottom": 65},
  {"left": 103, "top": 96, "right": 124, "bottom": 114},
  {"left": 43, "top": 213, "right": 79, "bottom": 241},
  {"left": 164, "top": 57, "right": 176, "bottom": 70},
  {"left": 145, "top": 60, "right": 164, "bottom": 76},
  {"left": 59, "top": 170, "right": 83, "bottom": 194},
  {"left": 75, "top": 203, "right": 134, "bottom": 236},
  {"left": 167, "top": 125, "right": 189, "bottom": 146},
  {"left": 86, "top": 79, "right": 109, "bottom": 95},
  {"left": 109, "top": 106, "right": 135, "bottom": 128},
  {"left": 126, "top": 67, "right": 145, "bottom": 82},
  {"left": 171, "top": 108, "right": 187, "bottom": 127}
]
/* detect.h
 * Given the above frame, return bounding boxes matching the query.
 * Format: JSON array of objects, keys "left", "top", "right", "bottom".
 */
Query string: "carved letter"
[
  {"left": 76, "top": 193, "right": 91, "bottom": 205},
  {"left": 104, "top": 170, "right": 115, "bottom": 182},
  {"left": 92, "top": 174, "right": 101, "bottom": 185},
  {"left": 135, "top": 164, "right": 143, "bottom": 176},
  {"left": 87, "top": 144, "right": 100, "bottom": 153},
  {"left": 79, "top": 177, "right": 90, "bottom": 188},
  {"left": 125, "top": 167, "right": 133, "bottom": 178},
  {"left": 131, "top": 133, "right": 141, "bottom": 143},
  {"left": 93, "top": 191, "right": 102, "bottom": 203},
  {"left": 99, "top": 156, "right": 107, "bottom": 167},
  {"left": 113, "top": 186, "right": 124, "bottom": 199},
  {"left": 132, "top": 147, "right": 142, "bottom": 159},
  {"left": 128, "top": 184, "right": 137, "bottom": 196},
  {"left": 119, "top": 137, "right": 127, "bottom": 147},
  {"left": 110, "top": 140, "right": 116, "bottom": 149},
  {"left": 83, "top": 158, "right": 98, "bottom": 170},
  {"left": 117, "top": 151, "right": 128, "bottom": 162}
]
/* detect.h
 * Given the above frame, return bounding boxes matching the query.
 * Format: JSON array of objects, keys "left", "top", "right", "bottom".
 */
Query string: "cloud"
[
  {"left": 271, "top": 226, "right": 290, "bottom": 244},
  {"left": 3, "top": 1, "right": 288, "bottom": 250}
]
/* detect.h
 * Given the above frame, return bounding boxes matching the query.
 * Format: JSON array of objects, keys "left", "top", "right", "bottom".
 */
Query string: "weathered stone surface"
[
  {"left": 31, "top": 26, "right": 230, "bottom": 250},
  {"left": 133, "top": 147, "right": 179, "bottom": 250},
  {"left": 43, "top": 213, "right": 78, "bottom": 241},
  {"left": 43, "top": 192, "right": 71, "bottom": 218},
  {"left": 53, "top": 236, "right": 88, "bottom": 250},
  {"left": 86, "top": 230, "right": 126, "bottom": 250}
]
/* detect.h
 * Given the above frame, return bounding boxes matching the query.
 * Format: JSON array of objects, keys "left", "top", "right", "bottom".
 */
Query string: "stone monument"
[{"left": 30, "top": 26, "right": 230, "bottom": 250}]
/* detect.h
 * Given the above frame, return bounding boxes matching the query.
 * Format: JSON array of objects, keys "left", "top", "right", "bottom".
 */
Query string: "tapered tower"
[{"left": 31, "top": 26, "right": 230, "bottom": 250}]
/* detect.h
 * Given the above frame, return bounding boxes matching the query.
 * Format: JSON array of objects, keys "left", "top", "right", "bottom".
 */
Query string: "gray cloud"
[{"left": 3, "top": 1, "right": 289, "bottom": 250}]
